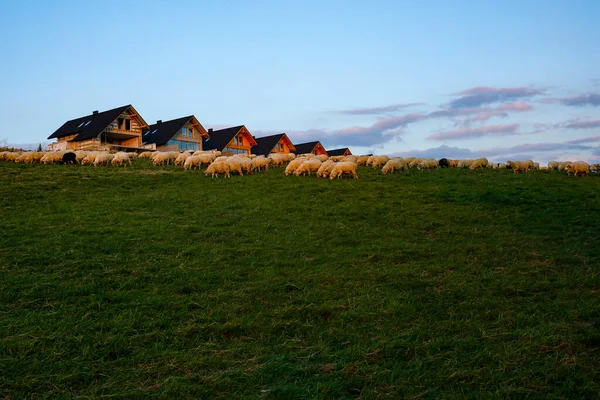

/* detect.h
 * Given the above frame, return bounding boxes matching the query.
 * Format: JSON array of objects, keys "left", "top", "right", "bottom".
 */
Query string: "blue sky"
[{"left": 1, "top": 0, "right": 599, "bottom": 163}]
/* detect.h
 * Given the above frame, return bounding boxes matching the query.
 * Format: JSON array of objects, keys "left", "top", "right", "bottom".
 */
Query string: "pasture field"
[{"left": 1, "top": 161, "right": 599, "bottom": 399}]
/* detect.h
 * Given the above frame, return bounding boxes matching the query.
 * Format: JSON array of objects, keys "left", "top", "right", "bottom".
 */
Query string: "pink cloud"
[
  {"left": 564, "top": 135, "right": 600, "bottom": 144},
  {"left": 449, "top": 87, "right": 544, "bottom": 108},
  {"left": 336, "top": 103, "right": 424, "bottom": 115},
  {"left": 564, "top": 120, "right": 600, "bottom": 129},
  {"left": 427, "top": 124, "right": 520, "bottom": 141}
]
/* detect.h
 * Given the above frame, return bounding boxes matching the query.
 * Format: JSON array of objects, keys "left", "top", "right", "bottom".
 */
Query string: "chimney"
[
  {"left": 93, "top": 110, "right": 98, "bottom": 115},
  {"left": 208, "top": 128, "right": 213, "bottom": 134},
  {"left": 157, "top": 120, "right": 162, "bottom": 124}
]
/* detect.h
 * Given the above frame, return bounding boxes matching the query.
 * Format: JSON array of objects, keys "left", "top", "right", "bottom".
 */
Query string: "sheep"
[
  {"left": 205, "top": 161, "right": 231, "bottom": 178},
  {"left": 93, "top": 152, "right": 113, "bottom": 166},
  {"left": 299, "top": 153, "right": 314, "bottom": 159},
  {"left": 417, "top": 158, "right": 439, "bottom": 170},
  {"left": 282, "top": 153, "right": 296, "bottom": 162},
  {"left": 139, "top": 151, "right": 155, "bottom": 159},
  {"left": 111, "top": 152, "right": 132, "bottom": 167},
  {"left": 557, "top": 161, "right": 570, "bottom": 171},
  {"left": 226, "top": 157, "right": 244, "bottom": 176},
  {"left": 81, "top": 151, "right": 100, "bottom": 165},
  {"left": 268, "top": 153, "right": 285, "bottom": 167},
  {"left": 294, "top": 158, "right": 322, "bottom": 176},
  {"left": 183, "top": 156, "right": 201, "bottom": 170},
  {"left": 381, "top": 158, "right": 408, "bottom": 174},
  {"left": 506, "top": 160, "right": 529, "bottom": 173},
  {"left": 127, "top": 152, "right": 139, "bottom": 160},
  {"left": 548, "top": 161, "right": 559, "bottom": 170},
  {"left": 285, "top": 157, "right": 306, "bottom": 176},
  {"left": 329, "top": 162, "right": 358, "bottom": 179},
  {"left": 315, "top": 154, "right": 329, "bottom": 162},
  {"left": 494, "top": 163, "right": 506, "bottom": 169},
  {"left": 329, "top": 156, "right": 345, "bottom": 162},
  {"left": 469, "top": 157, "right": 489, "bottom": 170},
  {"left": 198, "top": 153, "right": 216, "bottom": 167},
  {"left": 213, "top": 156, "right": 229, "bottom": 163},
  {"left": 438, "top": 158, "right": 450, "bottom": 168},
  {"left": 153, "top": 152, "right": 174, "bottom": 166},
  {"left": 371, "top": 155, "right": 390, "bottom": 169},
  {"left": 457, "top": 159, "right": 472, "bottom": 168},
  {"left": 524, "top": 160, "right": 535, "bottom": 171},
  {"left": 234, "top": 156, "right": 253, "bottom": 174},
  {"left": 61, "top": 152, "right": 77, "bottom": 165},
  {"left": 409, "top": 158, "right": 424, "bottom": 168},
  {"left": 24, "top": 152, "right": 45, "bottom": 163},
  {"left": 74, "top": 151, "right": 89, "bottom": 163},
  {"left": 356, "top": 155, "right": 370, "bottom": 166},
  {"left": 175, "top": 153, "right": 190, "bottom": 166},
  {"left": 449, "top": 159, "right": 459, "bottom": 168},
  {"left": 14, "top": 153, "right": 27, "bottom": 163},
  {"left": 316, "top": 160, "right": 336, "bottom": 178},
  {"left": 252, "top": 156, "right": 269, "bottom": 172},
  {"left": 342, "top": 155, "right": 358, "bottom": 164},
  {"left": 533, "top": 162, "right": 540, "bottom": 170},
  {"left": 404, "top": 157, "right": 415, "bottom": 164},
  {"left": 565, "top": 161, "right": 590, "bottom": 177}
]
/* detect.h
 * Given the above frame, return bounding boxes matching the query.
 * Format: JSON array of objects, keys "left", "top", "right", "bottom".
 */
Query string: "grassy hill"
[{"left": 1, "top": 161, "right": 599, "bottom": 398}]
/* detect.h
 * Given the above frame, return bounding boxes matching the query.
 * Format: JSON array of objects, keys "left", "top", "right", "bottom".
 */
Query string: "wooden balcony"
[{"left": 104, "top": 127, "right": 141, "bottom": 136}]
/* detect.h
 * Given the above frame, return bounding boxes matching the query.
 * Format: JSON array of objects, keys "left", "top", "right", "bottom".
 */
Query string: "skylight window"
[
  {"left": 84, "top": 120, "right": 91, "bottom": 127},
  {"left": 77, "top": 122, "right": 85, "bottom": 128}
]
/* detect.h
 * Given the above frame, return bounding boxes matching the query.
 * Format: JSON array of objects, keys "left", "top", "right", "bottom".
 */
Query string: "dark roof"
[
  {"left": 251, "top": 133, "right": 296, "bottom": 155},
  {"left": 327, "top": 148, "right": 351, "bottom": 156},
  {"left": 142, "top": 116, "right": 194, "bottom": 146},
  {"left": 203, "top": 126, "right": 244, "bottom": 151},
  {"left": 48, "top": 105, "right": 135, "bottom": 142},
  {"left": 294, "top": 141, "right": 321, "bottom": 154}
]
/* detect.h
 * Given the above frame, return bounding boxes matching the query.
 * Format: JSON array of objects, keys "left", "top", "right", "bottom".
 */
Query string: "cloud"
[
  {"left": 448, "top": 86, "right": 544, "bottom": 109},
  {"left": 336, "top": 103, "right": 424, "bottom": 115},
  {"left": 564, "top": 135, "right": 600, "bottom": 144},
  {"left": 429, "top": 102, "right": 533, "bottom": 126},
  {"left": 480, "top": 141, "right": 596, "bottom": 158},
  {"left": 427, "top": 124, "right": 521, "bottom": 141},
  {"left": 541, "top": 93, "right": 600, "bottom": 107},
  {"left": 389, "top": 145, "right": 482, "bottom": 159},
  {"left": 564, "top": 120, "right": 600, "bottom": 129}
]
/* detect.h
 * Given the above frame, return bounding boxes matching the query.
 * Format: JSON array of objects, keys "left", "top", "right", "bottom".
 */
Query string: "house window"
[
  {"left": 118, "top": 118, "right": 124, "bottom": 129},
  {"left": 279, "top": 143, "right": 284, "bottom": 151},
  {"left": 125, "top": 120, "right": 131, "bottom": 131}
]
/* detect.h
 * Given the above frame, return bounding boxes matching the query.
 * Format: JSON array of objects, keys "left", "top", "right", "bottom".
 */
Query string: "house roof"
[
  {"left": 142, "top": 116, "right": 207, "bottom": 146},
  {"left": 48, "top": 105, "right": 147, "bottom": 142},
  {"left": 251, "top": 133, "right": 296, "bottom": 155},
  {"left": 294, "top": 141, "right": 328, "bottom": 155},
  {"left": 327, "top": 148, "right": 352, "bottom": 156},
  {"left": 203, "top": 125, "right": 258, "bottom": 151}
]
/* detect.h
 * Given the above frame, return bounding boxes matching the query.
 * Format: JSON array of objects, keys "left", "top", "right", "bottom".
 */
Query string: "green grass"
[{"left": 1, "top": 161, "right": 599, "bottom": 399}]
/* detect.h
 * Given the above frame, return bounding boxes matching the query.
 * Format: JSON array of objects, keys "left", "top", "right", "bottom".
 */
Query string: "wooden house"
[
  {"left": 251, "top": 133, "right": 296, "bottom": 156},
  {"left": 203, "top": 125, "right": 258, "bottom": 155},
  {"left": 293, "top": 141, "right": 329, "bottom": 156},
  {"left": 142, "top": 116, "right": 209, "bottom": 152},
  {"left": 327, "top": 148, "right": 352, "bottom": 156},
  {"left": 47, "top": 105, "right": 149, "bottom": 151}
]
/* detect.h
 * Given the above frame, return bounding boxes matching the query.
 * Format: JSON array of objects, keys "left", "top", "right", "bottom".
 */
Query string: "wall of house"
[
  {"left": 223, "top": 132, "right": 251, "bottom": 155},
  {"left": 271, "top": 139, "right": 294, "bottom": 154},
  {"left": 163, "top": 123, "right": 205, "bottom": 151}
]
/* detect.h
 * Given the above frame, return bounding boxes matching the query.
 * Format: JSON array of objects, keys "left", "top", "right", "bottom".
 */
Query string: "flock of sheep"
[{"left": 1, "top": 149, "right": 598, "bottom": 178}]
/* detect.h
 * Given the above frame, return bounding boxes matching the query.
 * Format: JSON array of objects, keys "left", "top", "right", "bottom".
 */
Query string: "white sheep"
[
  {"left": 205, "top": 161, "right": 231, "bottom": 178},
  {"left": 329, "top": 162, "right": 358, "bottom": 179}
]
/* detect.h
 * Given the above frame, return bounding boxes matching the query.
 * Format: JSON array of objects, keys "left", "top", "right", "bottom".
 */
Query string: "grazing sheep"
[
  {"left": 494, "top": 163, "right": 506, "bottom": 169},
  {"left": 183, "top": 156, "right": 201, "bottom": 170},
  {"left": 417, "top": 158, "right": 439, "bottom": 170},
  {"left": 506, "top": 160, "right": 529, "bottom": 173},
  {"left": 404, "top": 157, "right": 415, "bottom": 164},
  {"left": 197, "top": 153, "right": 216, "bottom": 167},
  {"left": 252, "top": 156, "right": 269, "bottom": 172},
  {"left": 139, "top": 151, "right": 155, "bottom": 159},
  {"left": 557, "top": 161, "right": 571, "bottom": 171},
  {"left": 329, "top": 162, "right": 358, "bottom": 179},
  {"left": 409, "top": 158, "right": 424, "bottom": 168},
  {"left": 153, "top": 152, "right": 175, "bottom": 166},
  {"left": 61, "top": 152, "right": 77, "bottom": 165},
  {"left": 282, "top": 153, "right": 296, "bottom": 162},
  {"left": 449, "top": 159, "right": 459, "bottom": 167},
  {"left": 356, "top": 155, "right": 370, "bottom": 166},
  {"left": 234, "top": 156, "right": 253, "bottom": 174},
  {"left": 111, "top": 152, "right": 132, "bottom": 167},
  {"left": 268, "top": 153, "right": 285, "bottom": 167},
  {"left": 381, "top": 158, "right": 408, "bottom": 174},
  {"left": 371, "top": 155, "right": 390, "bottom": 169},
  {"left": 469, "top": 157, "right": 489, "bottom": 170},
  {"left": 315, "top": 154, "right": 329, "bottom": 162},
  {"left": 548, "top": 161, "right": 559, "bottom": 170},
  {"left": 205, "top": 161, "right": 231, "bottom": 178},
  {"left": 226, "top": 157, "right": 244, "bottom": 176},
  {"left": 329, "top": 156, "right": 345, "bottom": 162},
  {"left": 438, "top": 158, "right": 450, "bottom": 168},
  {"left": 343, "top": 155, "right": 358, "bottom": 164},
  {"left": 294, "top": 159, "right": 322, "bottom": 176},
  {"left": 81, "top": 151, "right": 100, "bottom": 165},
  {"left": 175, "top": 153, "right": 190, "bottom": 166},
  {"left": 533, "top": 162, "right": 540, "bottom": 170},
  {"left": 93, "top": 152, "right": 113, "bottom": 166},
  {"left": 317, "top": 160, "right": 336, "bottom": 178},
  {"left": 285, "top": 157, "right": 306, "bottom": 176},
  {"left": 565, "top": 161, "right": 590, "bottom": 177},
  {"left": 457, "top": 159, "right": 473, "bottom": 168},
  {"left": 24, "top": 152, "right": 45, "bottom": 164}
]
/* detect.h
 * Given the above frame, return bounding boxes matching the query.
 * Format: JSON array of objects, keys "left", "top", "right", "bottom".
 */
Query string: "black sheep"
[
  {"left": 438, "top": 158, "right": 450, "bottom": 168},
  {"left": 61, "top": 152, "right": 77, "bottom": 164}
]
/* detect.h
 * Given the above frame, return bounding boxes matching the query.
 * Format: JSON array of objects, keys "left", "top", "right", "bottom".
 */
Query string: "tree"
[{"left": 37, "top": 143, "right": 43, "bottom": 152}]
